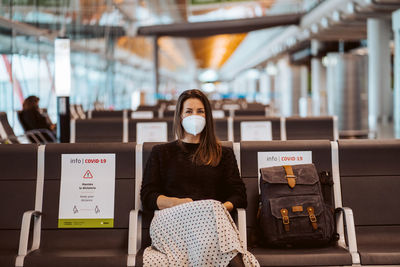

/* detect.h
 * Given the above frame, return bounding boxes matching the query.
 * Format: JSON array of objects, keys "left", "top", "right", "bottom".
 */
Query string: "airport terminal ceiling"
[
  {"left": 1, "top": 0, "right": 398, "bottom": 82},
  {"left": 0, "top": 0, "right": 311, "bottom": 77}
]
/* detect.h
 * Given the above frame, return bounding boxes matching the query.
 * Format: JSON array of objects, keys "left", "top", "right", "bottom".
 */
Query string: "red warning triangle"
[{"left": 83, "top": 170, "right": 93, "bottom": 179}]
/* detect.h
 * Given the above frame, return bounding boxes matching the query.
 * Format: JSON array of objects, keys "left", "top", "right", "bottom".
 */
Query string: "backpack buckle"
[
  {"left": 280, "top": 208, "right": 290, "bottom": 232},
  {"left": 307, "top": 206, "right": 318, "bottom": 230}
]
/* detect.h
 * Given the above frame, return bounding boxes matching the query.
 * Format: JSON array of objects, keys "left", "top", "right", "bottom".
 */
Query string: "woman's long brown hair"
[{"left": 173, "top": 89, "right": 222, "bottom": 166}]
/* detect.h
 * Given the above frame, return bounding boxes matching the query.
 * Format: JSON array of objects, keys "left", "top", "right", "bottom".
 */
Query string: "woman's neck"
[{"left": 182, "top": 134, "right": 200, "bottom": 144}]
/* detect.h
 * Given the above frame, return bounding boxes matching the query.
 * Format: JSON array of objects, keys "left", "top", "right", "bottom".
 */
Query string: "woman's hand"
[
  {"left": 223, "top": 201, "right": 234, "bottom": 212},
  {"left": 157, "top": 195, "right": 193, "bottom": 210}
]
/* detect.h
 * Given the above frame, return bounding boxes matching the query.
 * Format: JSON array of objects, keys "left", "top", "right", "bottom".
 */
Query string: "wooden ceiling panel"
[
  {"left": 190, "top": 33, "right": 247, "bottom": 69},
  {"left": 117, "top": 36, "right": 153, "bottom": 59}
]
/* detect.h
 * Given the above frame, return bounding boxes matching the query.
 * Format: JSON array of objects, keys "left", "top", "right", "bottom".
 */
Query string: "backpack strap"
[
  {"left": 307, "top": 206, "right": 318, "bottom": 230},
  {"left": 283, "top": 165, "right": 296, "bottom": 188},
  {"left": 280, "top": 208, "right": 290, "bottom": 232}
]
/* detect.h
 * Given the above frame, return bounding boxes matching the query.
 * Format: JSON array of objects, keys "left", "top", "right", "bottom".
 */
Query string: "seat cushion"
[
  {"left": 24, "top": 248, "right": 127, "bottom": 267},
  {"left": 250, "top": 245, "right": 352, "bottom": 266},
  {"left": 356, "top": 226, "right": 400, "bottom": 265},
  {"left": 0, "top": 250, "right": 17, "bottom": 267},
  {"left": 0, "top": 230, "right": 21, "bottom": 267}
]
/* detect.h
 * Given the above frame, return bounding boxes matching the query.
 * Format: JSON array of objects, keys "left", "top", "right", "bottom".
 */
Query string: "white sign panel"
[
  {"left": 137, "top": 122, "right": 168, "bottom": 144},
  {"left": 131, "top": 111, "right": 154, "bottom": 119},
  {"left": 241, "top": 121, "right": 272, "bottom": 141},
  {"left": 58, "top": 154, "right": 115, "bottom": 228},
  {"left": 222, "top": 104, "right": 240, "bottom": 110},
  {"left": 212, "top": 110, "right": 225, "bottom": 118},
  {"left": 167, "top": 105, "right": 176, "bottom": 111},
  {"left": 257, "top": 151, "right": 312, "bottom": 169},
  {"left": 54, "top": 38, "right": 71, "bottom": 96}
]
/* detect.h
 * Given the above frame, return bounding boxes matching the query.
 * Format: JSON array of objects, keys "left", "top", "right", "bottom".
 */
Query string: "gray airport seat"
[
  {"left": 17, "top": 143, "right": 136, "bottom": 267},
  {"left": 89, "top": 110, "right": 130, "bottom": 119},
  {"left": 286, "top": 116, "right": 336, "bottom": 141},
  {"left": 73, "top": 118, "right": 175, "bottom": 143},
  {"left": 240, "top": 140, "right": 355, "bottom": 266},
  {"left": 162, "top": 110, "right": 175, "bottom": 118},
  {"left": 136, "top": 106, "right": 159, "bottom": 113},
  {"left": 73, "top": 118, "right": 124, "bottom": 143},
  {"left": 0, "top": 144, "right": 37, "bottom": 267},
  {"left": 214, "top": 118, "right": 229, "bottom": 141},
  {"left": 339, "top": 139, "right": 400, "bottom": 265},
  {"left": 234, "top": 109, "right": 266, "bottom": 117}
]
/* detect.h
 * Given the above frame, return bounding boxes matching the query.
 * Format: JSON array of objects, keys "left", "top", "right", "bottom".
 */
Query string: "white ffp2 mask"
[{"left": 181, "top": 115, "right": 206, "bottom": 136}]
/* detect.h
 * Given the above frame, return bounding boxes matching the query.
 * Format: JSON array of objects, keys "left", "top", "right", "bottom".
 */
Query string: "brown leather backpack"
[{"left": 258, "top": 164, "right": 336, "bottom": 247}]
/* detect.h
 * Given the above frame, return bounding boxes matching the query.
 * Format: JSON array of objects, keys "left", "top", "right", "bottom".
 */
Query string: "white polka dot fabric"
[{"left": 143, "top": 199, "right": 259, "bottom": 267}]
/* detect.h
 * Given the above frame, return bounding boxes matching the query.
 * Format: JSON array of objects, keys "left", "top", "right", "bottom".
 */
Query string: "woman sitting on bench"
[{"left": 140, "top": 89, "right": 259, "bottom": 267}]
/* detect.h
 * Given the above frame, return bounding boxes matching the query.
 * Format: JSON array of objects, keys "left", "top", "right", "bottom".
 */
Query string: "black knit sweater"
[{"left": 140, "top": 140, "right": 247, "bottom": 211}]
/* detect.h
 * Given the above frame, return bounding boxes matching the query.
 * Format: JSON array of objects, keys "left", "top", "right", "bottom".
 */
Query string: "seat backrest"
[
  {"left": 234, "top": 109, "right": 266, "bottom": 117},
  {"left": 90, "top": 110, "right": 128, "bottom": 119},
  {"left": 233, "top": 116, "right": 281, "bottom": 142},
  {"left": 73, "top": 118, "right": 124, "bottom": 143},
  {"left": 137, "top": 105, "right": 159, "bottom": 112},
  {"left": 240, "top": 140, "right": 334, "bottom": 247},
  {"left": 286, "top": 116, "right": 336, "bottom": 141},
  {"left": 339, "top": 139, "right": 400, "bottom": 226},
  {"left": 0, "top": 144, "right": 37, "bottom": 250},
  {"left": 214, "top": 118, "right": 228, "bottom": 141},
  {"left": 39, "top": 143, "right": 136, "bottom": 249},
  {"left": 163, "top": 110, "right": 175, "bottom": 118}
]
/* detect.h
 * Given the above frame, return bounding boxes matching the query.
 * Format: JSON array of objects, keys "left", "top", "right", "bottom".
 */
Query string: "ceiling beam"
[{"left": 137, "top": 13, "right": 304, "bottom": 37}]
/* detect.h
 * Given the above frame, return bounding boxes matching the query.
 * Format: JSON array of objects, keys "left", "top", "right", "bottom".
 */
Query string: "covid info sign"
[
  {"left": 58, "top": 154, "right": 115, "bottom": 228},
  {"left": 257, "top": 151, "right": 312, "bottom": 169}
]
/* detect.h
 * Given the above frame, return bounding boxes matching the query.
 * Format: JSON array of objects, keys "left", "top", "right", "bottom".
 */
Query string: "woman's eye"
[
  {"left": 186, "top": 110, "right": 192, "bottom": 113},
  {"left": 198, "top": 110, "right": 205, "bottom": 114}
]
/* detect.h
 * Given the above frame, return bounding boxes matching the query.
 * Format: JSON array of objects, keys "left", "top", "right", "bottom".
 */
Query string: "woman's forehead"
[{"left": 183, "top": 98, "right": 204, "bottom": 109}]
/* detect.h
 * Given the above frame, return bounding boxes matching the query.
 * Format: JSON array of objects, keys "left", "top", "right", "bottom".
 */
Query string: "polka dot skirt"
[{"left": 143, "top": 199, "right": 259, "bottom": 267}]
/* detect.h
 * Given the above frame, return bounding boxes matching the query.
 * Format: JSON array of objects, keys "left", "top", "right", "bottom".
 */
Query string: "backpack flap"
[
  {"left": 260, "top": 164, "right": 319, "bottom": 187},
  {"left": 270, "top": 195, "right": 323, "bottom": 233}
]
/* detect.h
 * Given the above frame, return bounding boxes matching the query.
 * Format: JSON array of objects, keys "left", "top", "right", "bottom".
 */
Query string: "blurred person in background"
[{"left": 20, "top": 95, "right": 56, "bottom": 139}]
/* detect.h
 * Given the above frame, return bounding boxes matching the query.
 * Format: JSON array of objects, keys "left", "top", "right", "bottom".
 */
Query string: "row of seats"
[
  {"left": 71, "top": 116, "right": 338, "bottom": 143},
  {"left": 0, "top": 139, "right": 399, "bottom": 266},
  {"left": 86, "top": 105, "right": 269, "bottom": 119}
]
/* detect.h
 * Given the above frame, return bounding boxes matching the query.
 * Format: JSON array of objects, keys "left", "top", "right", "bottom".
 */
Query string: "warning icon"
[{"left": 83, "top": 170, "right": 93, "bottom": 179}]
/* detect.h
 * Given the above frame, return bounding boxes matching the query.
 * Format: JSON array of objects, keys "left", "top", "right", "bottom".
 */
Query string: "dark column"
[{"left": 57, "top": 96, "right": 70, "bottom": 143}]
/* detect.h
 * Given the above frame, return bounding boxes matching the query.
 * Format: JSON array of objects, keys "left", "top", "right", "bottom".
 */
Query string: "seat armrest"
[
  {"left": 35, "top": 128, "right": 57, "bottom": 142},
  {"left": 16, "top": 210, "right": 42, "bottom": 267},
  {"left": 336, "top": 207, "right": 360, "bottom": 265},
  {"left": 24, "top": 131, "right": 41, "bottom": 144},
  {"left": 235, "top": 208, "right": 247, "bottom": 251},
  {"left": 127, "top": 209, "right": 141, "bottom": 267},
  {"left": 26, "top": 130, "right": 48, "bottom": 144}
]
